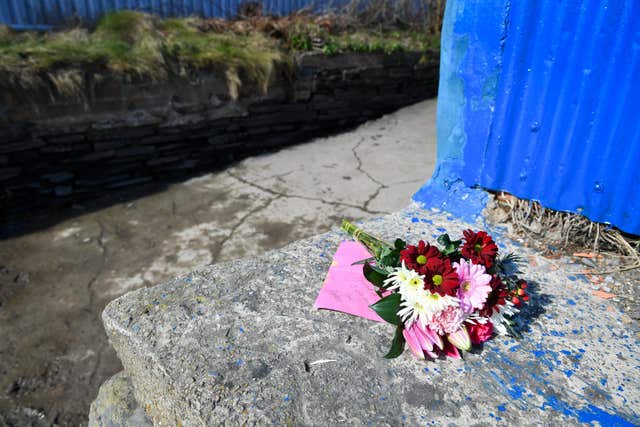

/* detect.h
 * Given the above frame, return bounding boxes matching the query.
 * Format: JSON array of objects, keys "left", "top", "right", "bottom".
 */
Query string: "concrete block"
[{"left": 101, "top": 207, "right": 640, "bottom": 426}]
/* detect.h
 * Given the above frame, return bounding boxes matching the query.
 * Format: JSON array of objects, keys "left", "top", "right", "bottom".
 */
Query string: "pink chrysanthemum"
[
  {"left": 428, "top": 305, "right": 466, "bottom": 335},
  {"left": 454, "top": 259, "right": 492, "bottom": 313}
]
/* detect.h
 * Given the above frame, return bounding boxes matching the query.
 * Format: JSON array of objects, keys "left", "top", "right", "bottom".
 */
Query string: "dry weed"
[{"left": 490, "top": 192, "right": 640, "bottom": 273}]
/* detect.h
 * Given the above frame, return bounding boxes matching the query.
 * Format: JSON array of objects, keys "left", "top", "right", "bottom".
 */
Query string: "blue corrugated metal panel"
[
  {"left": 0, "top": 0, "right": 352, "bottom": 28},
  {"left": 418, "top": 0, "right": 640, "bottom": 235}
]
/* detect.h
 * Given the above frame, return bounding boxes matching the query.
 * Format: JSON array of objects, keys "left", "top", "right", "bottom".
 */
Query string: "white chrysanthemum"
[
  {"left": 384, "top": 261, "right": 422, "bottom": 291},
  {"left": 398, "top": 290, "right": 459, "bottom": 326},
  {"left": 398, "top": 297, "right": 425, "bottom": 326},
  {"left": 385, "top": 262, "right": 461, "bottom": 328},
  {"left": 464, "top": 312, "right": 488, "bottom": 325},
  {"left": 490, "top": 301, "right": 519, "bottom": 335}
]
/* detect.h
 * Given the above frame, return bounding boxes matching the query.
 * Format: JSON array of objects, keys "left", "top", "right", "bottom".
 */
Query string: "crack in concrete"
[
  {"left": 352, "top": 137, "right": 389, "bottom": 212},
  {"left": 392, "top": 178, "right": 423, "bottom": 185},
  {"left": 268, "top": 169, "right": 300, "bottom": 181},
  {"left": 364, "top": 178, "right": 424, "bottom": 211},
  {"left": 226, "top": 171, "right": 387, "bottom": 215},
  {"left": 352, "top": 137, "right": 386, "bottom": 188},
  {"left": 364, "top": 185, "right": 385, "bottom": 212},
  {"left": 210, "top": 195, "right": 281, "bottom": 263}
]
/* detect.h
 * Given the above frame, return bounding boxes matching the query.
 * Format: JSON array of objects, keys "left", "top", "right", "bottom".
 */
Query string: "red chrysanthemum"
[
  {"left": 461, "top": 230, "right": 498, "bottom": 269},
  {"left": 400, "top": 240, "right": 441, "bottom": 275},
  {"left": 422, "top": 257, "right": 459, "bottom": 297},
  {"left": 480, "top": 275, "right": 508, "bottom": 317}
]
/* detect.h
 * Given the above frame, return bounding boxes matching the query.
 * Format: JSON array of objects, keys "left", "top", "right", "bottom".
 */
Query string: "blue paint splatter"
[
  {"left": 541, "top": 393, "right": 636, "bottom": 426},
  {"left": 235, "top": 359, "right": 243, "bottom": 366},
  {"left": 567, "top": 299, "right": 577, "bottom": 306},
  {"left": 411, "top": 217, "right": 420, "bottom": 223},
  {"left": 284, "top": 395, "right": 290, "bottom": 402},
  {"left": 497, "top": 404, "right": 506, "bottom": 412},
  {"left": 508, "top": 384, "right": 526, "bottom": 400}
]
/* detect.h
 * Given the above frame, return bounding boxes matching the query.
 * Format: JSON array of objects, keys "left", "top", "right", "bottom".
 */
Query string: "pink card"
[{"left": 314, "top": 241, "right": 384, "bottom": 322}]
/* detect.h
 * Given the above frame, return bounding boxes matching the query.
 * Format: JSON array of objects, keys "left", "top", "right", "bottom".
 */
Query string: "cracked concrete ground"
[{"left": 0, "top": 99, "right": 437, "bottom": 425}]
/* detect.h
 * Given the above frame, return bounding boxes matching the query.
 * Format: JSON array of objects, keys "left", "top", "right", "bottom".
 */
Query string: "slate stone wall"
[{"left": 0, "top": 51, "right": 438, "bottom": 214}]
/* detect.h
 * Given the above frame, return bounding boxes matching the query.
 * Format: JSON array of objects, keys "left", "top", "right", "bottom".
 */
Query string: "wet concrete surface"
[{"left": 0, "top": 100, "right": 437, "bottom": 426}]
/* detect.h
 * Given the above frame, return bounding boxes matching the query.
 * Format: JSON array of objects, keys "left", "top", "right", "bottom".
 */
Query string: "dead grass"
[
  {"left": 336, "top": 0, "right": 445, "bottom": 34},
  {"left": 489, "top": 192, "right": 640, "bottom": 273}
]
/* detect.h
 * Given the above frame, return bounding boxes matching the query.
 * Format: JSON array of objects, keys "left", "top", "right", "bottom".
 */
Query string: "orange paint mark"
[
  {"left": 591, "top": 290, "right": 616, "bottom": 300},
  {"left": 573, "top": 252, "right": 603, "bottom": 259}
]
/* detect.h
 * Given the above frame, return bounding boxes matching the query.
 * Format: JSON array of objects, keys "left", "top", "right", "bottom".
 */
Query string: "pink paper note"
[{"left": 314, "top": 240, "right": 384, "bottom": 322}]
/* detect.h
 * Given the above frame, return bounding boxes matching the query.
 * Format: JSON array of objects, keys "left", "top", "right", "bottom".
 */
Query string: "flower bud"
[{"left": 447, "top": 325, "right": 471, "bottom": 351}]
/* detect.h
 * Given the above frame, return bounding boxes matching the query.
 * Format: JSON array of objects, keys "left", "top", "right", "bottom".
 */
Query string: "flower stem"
[{"left": 341, "top": 220, "right": 392, "bottom": 258}]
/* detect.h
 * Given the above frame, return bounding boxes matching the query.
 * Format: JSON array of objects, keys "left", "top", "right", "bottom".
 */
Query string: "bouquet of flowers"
[{"left": 339, "top": 220, "right": 529, "bottom": 360}]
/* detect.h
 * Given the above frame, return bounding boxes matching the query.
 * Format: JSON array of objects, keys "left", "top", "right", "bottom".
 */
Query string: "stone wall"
[{"left": 0, "top": 51, "right": 438, "bottom": 216}]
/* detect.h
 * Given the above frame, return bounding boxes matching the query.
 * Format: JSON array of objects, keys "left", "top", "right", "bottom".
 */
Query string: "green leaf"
[
  {"left": 374, "top": 239, "right": 405, "bottom": 269},
  {"left": 379, "top": 248, "right": 400, "bottom": 268},
  {"left": 384, "top": 325, "right": 405, "bottom": 358},
  {"left": 363, "top": 262, "right": 387, "bottom": 288},
  {"left": 436, "top": 233, "right": 452, "bottom": 247},
  {"left": 437, "top": 233, "right": 462, "bottom": 257},
  {"left": 370, "top": 293, "right": 401, "bottom": 325},
  {"left": 369, "top": 263, "right": 389, "bottom": 276},
  {"left": 351, "top": 257, "right": 375, "bottom": 266}
]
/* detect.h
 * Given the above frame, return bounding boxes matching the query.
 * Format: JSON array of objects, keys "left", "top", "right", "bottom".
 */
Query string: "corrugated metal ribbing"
[
  {"left": 0, "top": 0, "right": 347, "bottom": 28},
  {"left": 460, "top": 0, "right": 640, "bottom": 234}
]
